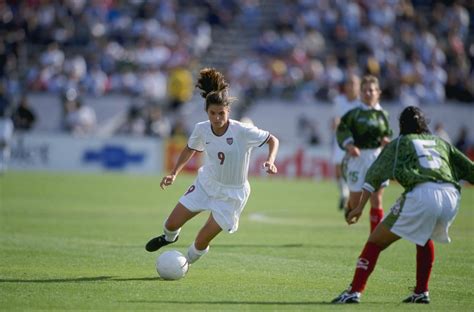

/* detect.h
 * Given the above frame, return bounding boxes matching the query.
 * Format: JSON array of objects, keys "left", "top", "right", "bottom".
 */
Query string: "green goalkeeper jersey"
[
  {"left": 337, "top": 105, "right": 392, "bottom": 149},
  {"left": 363, "top": 133, "right": 474, "bottom": 194}
]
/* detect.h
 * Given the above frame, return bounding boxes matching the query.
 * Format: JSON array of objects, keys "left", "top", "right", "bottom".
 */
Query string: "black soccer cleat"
[
  {"left": 331, "top": 290, "right": 361, "bottom": 304},
  {"left": 402, "top": 291, "right": 430, "bottom": 304},
  {"left": 145, "top": 234, "right": 178, "bottom": 252}
]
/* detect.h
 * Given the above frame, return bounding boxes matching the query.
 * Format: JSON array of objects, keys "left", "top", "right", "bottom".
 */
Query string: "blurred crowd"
[
  {"left": 1, "top": 0, "right": 473, "bottom": 105},
  {"left": 0, "top": 0, "right": 473, "bottom": 144},
  {"left": 228, "top": 0, "right": 474, "bottom": 106},
  {"left": 1, "top": 0, "right": 213, "bottom": 100}
]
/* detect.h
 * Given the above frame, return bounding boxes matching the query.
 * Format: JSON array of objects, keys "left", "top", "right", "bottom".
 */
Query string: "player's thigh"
[
  {"left": 368, "top": 222, "right": 401, "bottom": 249},
  {"left": 166, "top": 202, "right": 200, "bottom": 230},
  {"left": 194, "top": 214, "right": 223, "bottom": 249}
]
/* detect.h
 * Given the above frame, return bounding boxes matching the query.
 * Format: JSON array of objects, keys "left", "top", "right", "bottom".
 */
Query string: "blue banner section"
[{"left": 83, "top": 145, "right": 145, "bottom": 169}]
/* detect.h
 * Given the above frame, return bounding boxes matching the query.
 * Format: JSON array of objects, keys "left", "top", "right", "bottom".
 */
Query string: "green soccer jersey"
[
  {"left": 363, "top": 133, "right": 474, "bottom": 193},
  {"left": 337, "top": 105, "right": 392, "bottom": 149}
]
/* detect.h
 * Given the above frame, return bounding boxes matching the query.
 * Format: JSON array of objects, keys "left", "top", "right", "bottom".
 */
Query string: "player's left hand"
[
  {"left": 160, "top": 174, "right": 176, "bottom": 190},
  {"left": 346, "top": 207, "right": 363, "bottom": 225},
  {"left": 263, "top": 161, "right": 278, "bottom": 174},
  {"left": 381, "top": 136, "right": 391, "bottom": 146}
]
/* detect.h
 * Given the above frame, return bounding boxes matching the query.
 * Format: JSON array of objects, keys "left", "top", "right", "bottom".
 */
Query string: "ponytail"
[{"left": 195, "top": 68, "right": 234, "bottom": 110}]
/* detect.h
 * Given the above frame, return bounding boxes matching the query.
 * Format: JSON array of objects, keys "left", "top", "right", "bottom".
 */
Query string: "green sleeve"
[
  {"left": 382, "top": 110, "right": 393, "bottom": 138},
  {"left": 336, "top": 111, "right": 353, "bottom": 149},
  {"left": 450, "top": 145, "right": 474, "bottom": 184},
  {"left": 363, "top": 141, "right": 396, "bottom": 192}
]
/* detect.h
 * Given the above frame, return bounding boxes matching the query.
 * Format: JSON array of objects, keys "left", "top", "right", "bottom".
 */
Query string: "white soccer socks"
[
  {"left": 338, "top": 177, "right": 349, "bottom": 198},
  {"left": 187, "top": 242, "right": 209, "bottom": 264},
  {"left": 163, "top": 221, "right": 181, "bottom": 242}
]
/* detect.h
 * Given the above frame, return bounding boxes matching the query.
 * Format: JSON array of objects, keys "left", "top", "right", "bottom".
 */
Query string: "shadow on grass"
[
  {"left": 121, "top": 243, "right": 310, "bottom": 249},
  {"left": 211, "top": 243, "right": 304, "bottom": 248},
  {"left": 0, "top": 276, "right": 162, "bottom": 283},
  {"left": 0, "top": 276, "right": 114, "bottom": 283},
  {"left": 122, "top": 242, "right": 357, "bottom": 250},
  {"left": 124, "top": 300, "right": 332, "bottom": 306}
]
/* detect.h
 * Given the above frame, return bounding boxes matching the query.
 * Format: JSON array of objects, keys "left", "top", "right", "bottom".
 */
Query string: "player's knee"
[
  {"left": 194, "top": 238, "right": 210, "bottom": 251},
  {"left": 368, "top": 225, "right": 395, "bottom": 250},
  {"left": 164, "top": 219, "right": 181, "bottom": 232}
]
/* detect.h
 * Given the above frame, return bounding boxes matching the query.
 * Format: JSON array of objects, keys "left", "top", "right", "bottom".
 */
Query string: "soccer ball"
[{"left": 156, "top": 250, "right": 189, "bottom": 280}]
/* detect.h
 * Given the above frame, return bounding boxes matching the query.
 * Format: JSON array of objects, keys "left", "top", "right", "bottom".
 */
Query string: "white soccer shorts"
[
  {"left": 178, "top": 176, "right": 251, "bottom": 233},
  {"left": 383, "top": 182, "right": 460, "bottom": 246},
  {"left": 344, "top": 148, "right": 388, "bottom": 192},
  {"left": 331, "top": 139, "right": 346, "bottom": 165}
]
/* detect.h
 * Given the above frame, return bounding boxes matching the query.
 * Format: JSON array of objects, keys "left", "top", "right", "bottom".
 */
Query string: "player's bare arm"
[
  {"left": 160, "top": 146, "right": 196, "bottom": 189},
  {"left": 381, "top": 136, "right": 391, "bottom": 146},
  {"left": 263, "top": 134, "right": 279, "bottom": 174},
  {"left": 345, "top": 143, "right": 361, "bottom": 157},
  {"left": 347, "top": 189, "right": 371, "bottom": 224}
]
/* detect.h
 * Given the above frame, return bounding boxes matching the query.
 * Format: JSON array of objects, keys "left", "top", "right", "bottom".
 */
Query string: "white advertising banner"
[
  {"left": 8, "top": 133, "right": 334, "bottom": 179},
  {"left": 249, "top": 145, "right": 334, "bottom": 180},
  {"left": 10, "top": 133, "right": 162, "bottom": 174}
]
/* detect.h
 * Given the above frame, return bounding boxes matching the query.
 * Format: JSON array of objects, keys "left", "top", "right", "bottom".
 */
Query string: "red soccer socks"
[
  {"left": 415, "top": 239, "right": 434, "bottom": 294},
  {"left": 350, "top": 241, "right": 382, "bottom": 293},
  {"left": 370, "top": 208, "right": 384, "bottom": 233}
]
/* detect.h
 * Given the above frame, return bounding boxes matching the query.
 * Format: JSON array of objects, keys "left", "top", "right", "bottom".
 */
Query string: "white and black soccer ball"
[{"left": 156, "top": 250, "right": 189, "bottom": 280}]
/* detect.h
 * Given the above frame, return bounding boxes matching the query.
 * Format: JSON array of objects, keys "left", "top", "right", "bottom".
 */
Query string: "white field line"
[{"left": 248, "top": 212, "right": 314, "bottom": 225}]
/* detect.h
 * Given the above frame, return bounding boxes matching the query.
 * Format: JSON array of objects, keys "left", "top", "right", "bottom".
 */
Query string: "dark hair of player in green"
[{"left": 399, "top": 106, "right": 431, "bottom": 135}]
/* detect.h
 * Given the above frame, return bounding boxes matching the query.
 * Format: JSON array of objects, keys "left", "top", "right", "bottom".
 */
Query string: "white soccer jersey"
[
  {"left": 0, "top": 117, "right": 14, "bottom": 142},
  {"left": 332, "top": 95, "right": 361, "bottom": 164},
  {"left": 188, "top": 119, "right": 270, "bottom": 186},
  {"left": 333, "top": 95, "right": 361, "bottom": 118}
]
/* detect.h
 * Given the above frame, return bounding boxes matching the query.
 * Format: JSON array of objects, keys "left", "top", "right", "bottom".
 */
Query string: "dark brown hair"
[
  {"left": 399, "top": 106, "right": 431, "bottom": 135},
  {"left": 195, "top": 68, "right": 233, "bottom": 111}
]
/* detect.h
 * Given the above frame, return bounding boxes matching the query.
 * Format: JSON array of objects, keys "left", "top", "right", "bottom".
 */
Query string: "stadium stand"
[{"left": 0, "top": 0, "right": 473, "bottom": 148}]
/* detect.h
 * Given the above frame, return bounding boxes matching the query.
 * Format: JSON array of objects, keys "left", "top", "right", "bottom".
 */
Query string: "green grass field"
[{"left": 1, "top": 172, "right": 473, "bottom": 311}]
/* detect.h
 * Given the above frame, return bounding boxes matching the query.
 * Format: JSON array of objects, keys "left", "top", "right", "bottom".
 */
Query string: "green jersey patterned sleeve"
[
  {"left": 381, "top": 110, "right": 393, "bottom": 138},
  {"left": 364, "top": 134, "right": 472, "bottom": 194},
  {"left": 363, "top": 141, "right": 396, "bottom": 192},
  {"left": 336, "top": 110, "right": 355, "bottom": 149},
  {"left": 450, "top": 144, "right": 474, "bottom": 184}
]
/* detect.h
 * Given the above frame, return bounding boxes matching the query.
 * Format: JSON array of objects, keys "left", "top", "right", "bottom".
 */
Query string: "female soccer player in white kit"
[{"left": 145, "top": 68, "right": 279, "bottom": 264}]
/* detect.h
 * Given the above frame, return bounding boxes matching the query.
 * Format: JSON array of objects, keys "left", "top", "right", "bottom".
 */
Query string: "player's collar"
[
  {"left": 360, "top": 102, "right": 382, "bottom": 111},
  {"left": 210, "top": 120, "right": 231, "bottom": 136}
]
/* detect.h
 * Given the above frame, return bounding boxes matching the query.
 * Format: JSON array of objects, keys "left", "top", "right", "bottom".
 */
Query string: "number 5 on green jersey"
[{"left": 412, "top": 139, "right": 442, "bottom": 169}]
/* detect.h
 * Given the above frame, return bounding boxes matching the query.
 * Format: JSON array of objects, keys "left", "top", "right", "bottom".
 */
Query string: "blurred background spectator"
[
  {"left": 0, "top": 105, "right": 14, "bottom": 173},
  {"left": 12, "top": 95, "right": 36, "bottom": 131},
  {"left": 0, "top": 0, "right": 472, "bottom": 154},
  {"left": 298, "top": 114, "right": 321, "bottom": 146},
  {"left": 118, "top": 105, "right": 147, "bottom": 137},
  {"left": 62, "top": 90, "right": 97, "bottom": 136},
  {"left": 0, "top": 0, "right": 470, "bottom": 104},
  {"left": 455, "top": 125, "right": 470, "bottom": 154},
  {"left": 145, "top": 105, "right": 172, "bottom": 138},
  {"left": 433, "top": 121, "right": 452, "bottom": 143}
]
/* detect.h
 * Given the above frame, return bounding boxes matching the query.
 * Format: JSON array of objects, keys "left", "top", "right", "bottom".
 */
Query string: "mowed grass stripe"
[{"left": 0, "top": 172, "right": 472, "bottom": 310}]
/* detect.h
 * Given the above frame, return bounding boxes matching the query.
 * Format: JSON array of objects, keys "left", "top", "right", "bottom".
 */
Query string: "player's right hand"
[
  {"left": 346, "top": 207, "right": 362, "bottom": 225},
  {"left": 160, "top": 174, "right": 176, "bottom": 189},
  {"left": 347, "top": 144, "right": 360, "bottom": 157},
  {"left": 263, "top": 161, "right": 278, "bottom": 174}
]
